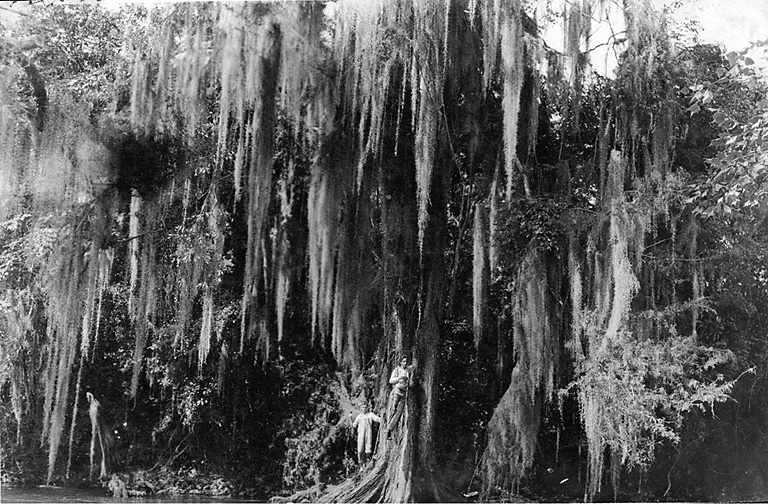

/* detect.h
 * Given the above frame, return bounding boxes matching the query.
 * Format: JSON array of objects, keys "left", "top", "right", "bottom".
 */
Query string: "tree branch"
[{"left": 0, "top": 5, "right": 32, "bottom": 18}]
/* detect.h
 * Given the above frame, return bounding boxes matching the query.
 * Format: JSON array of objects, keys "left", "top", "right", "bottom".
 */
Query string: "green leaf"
[{"left": 712, "top": 111, "right": 726, "bottom": 125}]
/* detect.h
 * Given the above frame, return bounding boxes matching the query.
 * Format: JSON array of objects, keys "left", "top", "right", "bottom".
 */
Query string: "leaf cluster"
[
  {"left": 568, "top": 334, "right": 735, "bottom": 471},
  {"left": 683, "top": 43, "right": 768, "bottom": 218}
]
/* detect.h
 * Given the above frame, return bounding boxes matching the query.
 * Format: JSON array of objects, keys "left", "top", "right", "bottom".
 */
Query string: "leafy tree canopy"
[{"left": 1, "top": 1, "right": 767, "bottom": 502}]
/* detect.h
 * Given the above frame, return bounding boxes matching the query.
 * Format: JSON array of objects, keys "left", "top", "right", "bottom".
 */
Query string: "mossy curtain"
[{"left": 0, "top": 0, "right": 738, "bottom": 498}]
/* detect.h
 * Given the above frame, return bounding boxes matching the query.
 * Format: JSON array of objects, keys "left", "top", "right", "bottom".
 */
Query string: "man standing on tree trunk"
[{"left": 387, "top": 354, "right": 415, "bottom": 435}]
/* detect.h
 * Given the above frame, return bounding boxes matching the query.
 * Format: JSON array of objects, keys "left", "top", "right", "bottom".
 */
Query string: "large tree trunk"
[{"left": 319, "top": 117, "right": 449, "bottom": 503}]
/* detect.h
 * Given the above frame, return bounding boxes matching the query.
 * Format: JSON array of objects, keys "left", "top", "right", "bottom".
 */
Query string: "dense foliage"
[{"left": 2, "top": 1, "right": 768, "bottom": 502}]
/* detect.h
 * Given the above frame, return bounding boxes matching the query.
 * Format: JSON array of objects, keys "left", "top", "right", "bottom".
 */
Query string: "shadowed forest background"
[{"left": 2, "top": 0, "right": 768, "bottom": 502}]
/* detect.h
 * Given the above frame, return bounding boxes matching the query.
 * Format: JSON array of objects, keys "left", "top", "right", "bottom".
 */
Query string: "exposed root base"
[
  {"left": 269, "top": 485, "right": 324, "bottom": 503},
  {"left": 321, "top": 457, "right": 387, "bottom": 503}
]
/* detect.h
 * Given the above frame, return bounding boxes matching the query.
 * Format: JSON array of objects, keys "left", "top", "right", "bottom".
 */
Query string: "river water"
[{"left": 1, "top": 485, "right": 261, "bottom": 503}]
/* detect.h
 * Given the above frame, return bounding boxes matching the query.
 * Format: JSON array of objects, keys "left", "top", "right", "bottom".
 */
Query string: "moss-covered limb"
[
  {"left": 479, "top": 247, "right": 561, "bottom": 496},
  {"left": 21, "top": 59, "right": 47, "bottom": 131}
]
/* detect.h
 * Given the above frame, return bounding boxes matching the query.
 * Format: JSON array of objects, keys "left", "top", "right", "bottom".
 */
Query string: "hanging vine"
[
  {"left": 0, "top": 1, "right": 749, "bottom": 499},
  {"left": 480, "top": 246, "right": 561, "bottom": 494}
]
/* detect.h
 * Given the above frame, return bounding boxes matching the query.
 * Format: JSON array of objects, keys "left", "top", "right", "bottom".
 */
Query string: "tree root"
[
  {"left": 271, "top": 450, "right": 387, "bottom": 503},
  {"left": 272, "top": 434, "right": 392, "bottom": 504},
  {"left": 272, "top": 378, "right": 429, "bottom": 503},
  {"left": 269, "top": 484, "right": 324, "bottom": 503},
  {"left": 318, "top": 454, "right": 387, "bottom": 503}
]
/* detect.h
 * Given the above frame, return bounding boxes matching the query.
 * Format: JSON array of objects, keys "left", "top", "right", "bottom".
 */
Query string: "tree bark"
[
  {"left": 321, "top": 126, "right": 449, "bottom": 504},
  {"left": 22, "top": 59, "right": 47, "bottom": 131}
]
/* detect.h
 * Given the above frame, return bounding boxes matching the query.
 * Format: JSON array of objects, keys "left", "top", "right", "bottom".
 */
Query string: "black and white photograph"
[{"left": 1, "top": 0, "right": 767, "bottom": 502}]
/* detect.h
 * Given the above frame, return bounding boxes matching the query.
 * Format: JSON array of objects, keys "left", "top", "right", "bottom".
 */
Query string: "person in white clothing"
[{"left": 350, "top": 403, "right": 381, "bottom": 464}]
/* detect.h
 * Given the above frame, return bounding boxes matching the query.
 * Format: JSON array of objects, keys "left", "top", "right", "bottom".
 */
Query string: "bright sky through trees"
[
  {"left": 2, "top": 0, "right": 768, "bottom": 500},
  {"left": 1, "top": 0, "right": 766, "bottom": 53},
  {"left": 684, "top": 0, "right": 768, "bottom": 50}
]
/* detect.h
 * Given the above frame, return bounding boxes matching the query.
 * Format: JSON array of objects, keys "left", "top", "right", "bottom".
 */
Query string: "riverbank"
[
  {"left": 1, "top": 484, "right": 261, "bottom": 503},
  {"left": 1, "top": 465, "right": 271, "bottom": 503}
]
